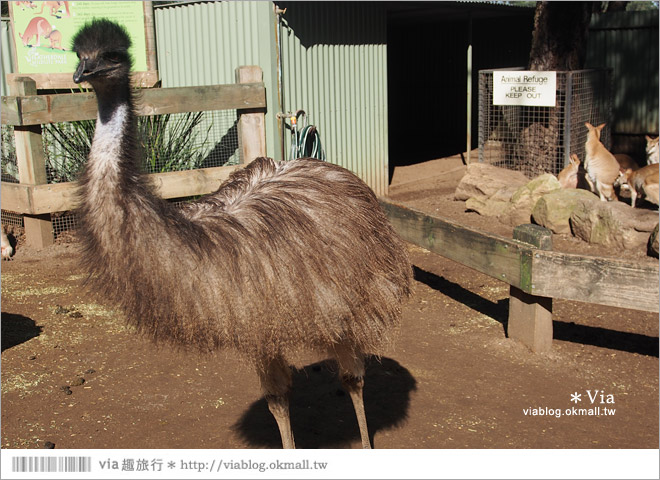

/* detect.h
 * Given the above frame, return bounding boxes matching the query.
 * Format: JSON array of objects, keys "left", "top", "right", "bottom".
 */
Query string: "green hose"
[{"left": 290, "top": 123, "right": 326, "bottom": 161}]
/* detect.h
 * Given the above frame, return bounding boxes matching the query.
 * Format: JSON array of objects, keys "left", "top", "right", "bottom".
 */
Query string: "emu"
[{"left": 71, "top": 19, "right": 412, "bottom": 449}]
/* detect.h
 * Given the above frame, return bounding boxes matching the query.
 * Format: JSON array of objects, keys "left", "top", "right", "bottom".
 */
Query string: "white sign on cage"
[{"left": 493, "top": 71, "right": 557, "bottom": 107}]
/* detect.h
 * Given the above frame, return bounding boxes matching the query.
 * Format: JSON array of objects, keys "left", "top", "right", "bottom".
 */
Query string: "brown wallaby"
[
  {"left": 584, "top": 122, "right": 620, "bottom": 201},
  {"left": 619, "top": 163, "right": 659, "bottom": 208}
]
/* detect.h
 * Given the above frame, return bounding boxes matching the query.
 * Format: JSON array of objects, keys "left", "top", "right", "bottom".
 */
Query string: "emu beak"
[{"left": 73, "top": 59, "right": 87, "bottom": 84}]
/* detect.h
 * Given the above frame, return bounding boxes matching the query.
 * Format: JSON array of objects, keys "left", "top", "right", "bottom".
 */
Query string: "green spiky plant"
[{"left": 44, "top": 112, "right": 212, "bottom": 183}]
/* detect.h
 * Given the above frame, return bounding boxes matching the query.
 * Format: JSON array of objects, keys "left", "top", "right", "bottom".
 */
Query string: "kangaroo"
[
  {"left": 48, "top": 29, "right": 65, "bottom": 50},
  {"left": 646, "top": 135, "right": 659, "bottom": 165},
  {"left": 1, "top": 227, "right": 13, "bottom": 260},
  {"left": 619, "top": 163, "right": 659, "bottom": 208},
  {"left": 14, "top": 1, "right": 36, "bottom": 10},
  {"left": 613, "top": 153, "right": 639, "bottom": 172},
  {"left": 583, "top": 122, "right": 620, "bottom": 201},
  {"left": 37, "top": 1, "right": 70, "bottom": 18},
  {"left": 18, "top": 17, "right": 52, "bottom": 47},
  {"left": 558, "top": 154, "right": 581, "bottom": 189}
]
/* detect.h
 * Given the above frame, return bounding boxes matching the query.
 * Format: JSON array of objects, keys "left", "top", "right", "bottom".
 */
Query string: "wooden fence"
[
  {"left": 380, "top": 199, "right": 659, "bottom": 352},
  {"left": 1, "top": 65, "right": 266, "bottom": 248},
  {"left": 2, "top": 65, "right": 657, "bottom": 353}
]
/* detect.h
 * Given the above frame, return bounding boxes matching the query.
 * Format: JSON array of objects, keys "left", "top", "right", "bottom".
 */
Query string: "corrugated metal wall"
[
  {"left": 277, "top": 1, "right": 389, "bottom": 195},
  {"left": 154, "top": 1, "right": 280, "bottom": 163},
  {"left": 586, "top": 10, "right": 659, "bottom": 135}
]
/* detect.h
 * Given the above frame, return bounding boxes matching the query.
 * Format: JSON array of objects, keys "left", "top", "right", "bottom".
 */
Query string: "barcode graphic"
[{"left": 12, "top": 456, "right": 92, "bottom": 473}]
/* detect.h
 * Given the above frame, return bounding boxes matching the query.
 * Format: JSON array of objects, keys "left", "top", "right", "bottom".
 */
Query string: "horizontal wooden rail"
[
  {"left": 1, "top": 83, "right": 266, "bottom": 126},
  {"left": 0, "top": 164, "right": 241, "bottom": 215},
  {"left": 380, "top": 199, "right": 528, "bottom": 288},
  {"left": 6, "top": 71, "right": 159, "bottom": 91},
  {"left": 531, "top": 250, "right": 659, "bottom": 313},
  {"left": 380, "top": 199, "right": 659, "bottom": 313}
]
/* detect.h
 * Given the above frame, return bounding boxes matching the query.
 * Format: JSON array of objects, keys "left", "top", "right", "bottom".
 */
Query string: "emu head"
[{"left": 72, "top": 19, "right": 133, "bottom": 86}]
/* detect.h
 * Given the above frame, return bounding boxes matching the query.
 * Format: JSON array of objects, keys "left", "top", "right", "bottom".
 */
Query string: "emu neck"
[
  {"left": 94, "top": 80, "right": 132, "bottom": 124},
  {"left": 82, "top": 78, "right": 151, "bottom": 236},
  {"left": 86, "top": 79, "right": 136, "bottom": 180}
]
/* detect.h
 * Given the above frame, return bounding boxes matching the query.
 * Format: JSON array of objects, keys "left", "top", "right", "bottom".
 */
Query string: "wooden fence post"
[
  {"left": 508, "top": 224, "right": 553, "bottom": 352},
  {"left": 235, "top": 66, "right": 266, "bottom": 164},
  {"left": 9, "top": 77, "right": 54, "bottom": 249}
]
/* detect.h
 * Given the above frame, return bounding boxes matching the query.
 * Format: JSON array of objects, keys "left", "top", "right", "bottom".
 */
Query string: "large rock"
[
  {"left": 649, "top": 224, "right": 659, "bottom": 258},
  {"left": 500, "top": 174, "right": 562, "bottom": 226},
  {"left": 570, "top": 198, "right": 658, "bottom": 249},
  {"left": 465, "top": 185, "right": 520, "bottom": 217},
  {"left": 455, "top": 163, "right": 528, "bottom": 201},
  {"left": 532, "top": 189, "right": 599, "bottom": 234}
]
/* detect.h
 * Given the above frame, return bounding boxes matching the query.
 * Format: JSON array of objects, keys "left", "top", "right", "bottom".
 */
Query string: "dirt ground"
[{"left": 1, "top": 158, "right": 658, "bottom": 450}]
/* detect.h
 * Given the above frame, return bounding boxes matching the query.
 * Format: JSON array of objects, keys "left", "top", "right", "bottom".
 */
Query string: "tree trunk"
[
  {"left": 528, "top": 1, "right": 595, "bottom": 71},
  {"left": 514, "top": 1, "right": 596, "bottom": 176}
]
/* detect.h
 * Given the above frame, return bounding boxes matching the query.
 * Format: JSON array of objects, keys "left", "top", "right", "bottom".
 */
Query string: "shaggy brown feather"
[{"left": 80, "top": 147, "right": 412, "bottom": 364}]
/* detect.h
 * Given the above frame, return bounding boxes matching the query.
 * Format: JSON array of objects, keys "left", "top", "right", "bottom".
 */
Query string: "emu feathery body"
[{"left": 73, "top": 18, "right": 411, "bottom": 448}]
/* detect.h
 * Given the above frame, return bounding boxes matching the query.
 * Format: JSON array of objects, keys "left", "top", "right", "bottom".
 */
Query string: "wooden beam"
[
  {"left": 508, "top": 224, "right": 554, "bottom": 353},
  {"left": 1, "top": 97, "right": 20, "bottom": 125},
  {"left": 379, "top": 199, "right": 659, "bottom": 313},
  {"left": 0, "top": 183, "right": 32, "bottom": 213},
  {"left": 149, "top": 164, "right": 240, "bottom": 200},
  {"left": 236, "top": 66, "right": 267, "bottom": 164},
  {"left": 143, "top": 2, "right": 159, "bottom": 73},
  {"left": 1, "top": 165, "right": 241, "bottom": 215},
  {"left": 2, "top": 83, "right": 267, "bottom": 126},
  {"left": 5, "top": 71, "right": 159, "bottom": 90},
  {"left": 379, "top": 199, "right": 526, "bottom": 287},
  {"left": 532, "top": 250, "right": 660, "bottom": 313},
  {"left": 135, "top": 83, "right": 266, "bottom": 117},
  {"left": 10, "top": 78, "right": 53, "bottom": 249},
  {"left": 30, "top": 182, "right": 81, "bottom": 215}
]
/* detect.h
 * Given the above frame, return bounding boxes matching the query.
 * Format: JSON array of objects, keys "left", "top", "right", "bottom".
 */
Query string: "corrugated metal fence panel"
[
  {"left": 1, "top": 19, "right": 14, "bottom": 97},
  {"left": 278, "top": 2, "right": 388, "bottom": 195},
  {"left": 156, "top": 1, "right": 262, "bottom": 87},
  {"left": 154, "top": 1, "right": 280, "bottom": 161},
  {"left": 587, "top": 10, "right": 659, "bottom": 134}
]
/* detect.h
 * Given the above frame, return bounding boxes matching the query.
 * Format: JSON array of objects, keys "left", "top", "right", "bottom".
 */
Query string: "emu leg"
[
  {"left": 335, "top": 346, "right": 371, "bottom": 449},
  {"left": 342, "top": 373, "right": 371, "bottom": 449},
  {"left": 258, "top": 357, "right": 295, "bottom": 449},
  {"left": 266, "top": 393, "right": 295, "bottom": 449}
]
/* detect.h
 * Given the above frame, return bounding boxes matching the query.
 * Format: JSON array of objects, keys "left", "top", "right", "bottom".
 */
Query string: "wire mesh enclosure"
[
  {"left": 478, "top": 68, "right": 612, "bottom": 178},
  {"left": 1, "top": 109, "right": 240, "bottom": 238},
  {"left": 1, "top": 125, "right": 18, "bottom": 184}
]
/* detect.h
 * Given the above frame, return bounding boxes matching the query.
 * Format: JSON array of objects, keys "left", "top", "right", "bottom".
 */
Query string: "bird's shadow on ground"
[{"left": 233, "top": 356, "right": 417, "bottom": 448}]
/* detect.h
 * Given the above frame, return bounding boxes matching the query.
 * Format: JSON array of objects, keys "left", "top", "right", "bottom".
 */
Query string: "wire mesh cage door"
[{"left": 479, "top": 68, "right": 612, "bottom": 177}]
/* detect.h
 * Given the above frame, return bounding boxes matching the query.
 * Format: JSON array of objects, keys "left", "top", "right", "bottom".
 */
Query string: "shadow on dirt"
[
  {"left": 233, "top": 356, "right": 417, "bottom": 448},
  {"left": 1, "top": 313, "right": 42, "bottom": 352},
  {"left": 554, "top": 322, "right": 659, "bottom": 358},
  {"left": 413, "top": 265, "right": 509, "bottom": 329},
  {"left": 413, "top": 265, "right": 659, "bottom": 358}
]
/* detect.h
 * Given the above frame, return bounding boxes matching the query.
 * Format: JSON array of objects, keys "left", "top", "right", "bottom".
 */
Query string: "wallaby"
[
  {"left": 1, "top": 227, "right": 13, "bottom": 260},
  {"left": 37, "top": 1, "right": 70, "bottom": 18},
  {"left": 14, "top": 1, "right": 36, "bottom": 10},
  {"left": 619, "top": 163, "right": 659, "bottom": 208},
  {"left": 48, "top": 30, "right": 65, "bottom": 50},
  {"left": 646, "top": 135, "right": 659, "bottom": 165},
  {"left": 613, "top": 153, "right": 639, "bottom": 172},
  {"left": 558, "top": 154, "right": 581, "bottom": 189},
  {"left": 584, "top": 122, "right": 620, "bottom": 201},
  {"left": 18, "top": 17, "right": 52, "bottom": 47}
]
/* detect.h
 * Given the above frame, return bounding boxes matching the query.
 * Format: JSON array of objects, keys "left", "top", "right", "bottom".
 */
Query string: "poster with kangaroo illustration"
[{"left": 10, "top": 1, "right": 148, "bottom": 75}]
